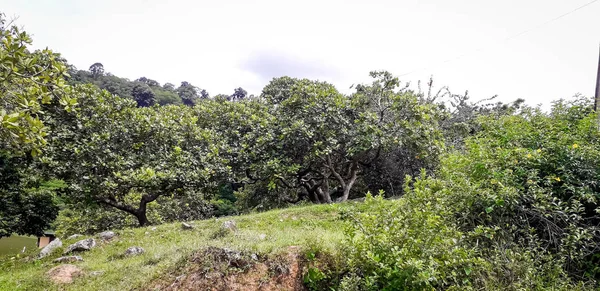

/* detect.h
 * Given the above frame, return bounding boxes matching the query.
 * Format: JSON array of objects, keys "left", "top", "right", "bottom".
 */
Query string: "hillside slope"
[{"left": 0, "top": 203, "right": 356, "bottom": 290}]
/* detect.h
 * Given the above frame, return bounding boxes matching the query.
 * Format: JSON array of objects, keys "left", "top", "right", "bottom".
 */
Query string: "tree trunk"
[
  {"left": 136, "top": 210, "right": 149, "bottom": 226},
  {"left": 136, "top": 200, "right": 149, "bottom": 226}
]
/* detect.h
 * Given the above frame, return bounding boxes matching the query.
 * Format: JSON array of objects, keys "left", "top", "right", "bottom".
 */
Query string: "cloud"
[{"left": 239, "top": 50, "right": 342, "bottom": 83}]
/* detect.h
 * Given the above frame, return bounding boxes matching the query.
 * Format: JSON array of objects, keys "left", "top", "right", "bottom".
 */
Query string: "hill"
[{"left": 0, "top": 202, "right": 357, "bottom": 290}]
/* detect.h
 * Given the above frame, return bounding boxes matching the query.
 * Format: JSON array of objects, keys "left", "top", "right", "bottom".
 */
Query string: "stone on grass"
[
  {"left": 53, "top": 256, "right": 83, "bottom": 263},
  {"left": 124, "top": 246, "right": 145, "bottom": 256},
  {"left": 89, "top": 271, "right": 104, "bottom": 277},
  {"left": 66, "top": 234, "right": 83, "bottom": 240},
  {"left": 98, "top": 231, "right": 116, "bottom": 241},
  {"left": 151, "top": 227, "right": 157, "bottom": 231},
  {"left": 221, "top": 220, "right": 237, "bottom": 232},
  {"left": 64, "top": 238, "right": 96, "bottom": 254},
  {"left": 258, "top": 233, "right": 267, "bottom": 240},
  {"left": 38, "top": 238, "right": 62, "bottom": 259},
  {"left": 47, "top": 264, "right": 82, "bottom": 284},
  {"left": 181, "top": 222, "right": 194, "bottom": 230}
]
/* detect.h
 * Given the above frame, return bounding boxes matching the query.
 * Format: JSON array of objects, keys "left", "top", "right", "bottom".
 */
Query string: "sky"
[{"left": 2, "top": 0, "right": 599, "bottom": 107}]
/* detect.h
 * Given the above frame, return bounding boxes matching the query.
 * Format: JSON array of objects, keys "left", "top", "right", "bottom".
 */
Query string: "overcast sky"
[{"left": 2, "top": 0, "right": 599, "bottom": 106}]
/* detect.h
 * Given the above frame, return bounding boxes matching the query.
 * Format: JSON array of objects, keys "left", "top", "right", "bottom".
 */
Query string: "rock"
[
  {"left": 251, "top": 253, "right": 259, "bottom": 261},
  {"left": 151, "top": 227, "right": 157, "bottom": 231},
  {"left": 66, "top": 234, "right": 83, "bottom": 240},
  {"left": 53, "top": 256, "right": 83, "bottom": 263},
  {"left": 38, "top": 238, "right": 62, "bottom": 259},
  {"left": 64, "top": 238, "right": 96, "bottom": 254},
  {"left": 124, "top": 246, "right": 145, "bottom": 256},
  {"left": 47, "top": 264, "right": 82, "bottom": 284},
  {"left": 89, "top": 271, "right": 104, "bottom": 277},
  {"left": 258, "top": 234, "right": 267, "bottom": 240},
  {"left": 181, "top": 222, "right": 194, "bottom": 230},
  {"left": 98, "top": 231, "right": 116, "bottom": 241},
  {"left": 221, "top": 220, "right": 237, "bottom": 232}
]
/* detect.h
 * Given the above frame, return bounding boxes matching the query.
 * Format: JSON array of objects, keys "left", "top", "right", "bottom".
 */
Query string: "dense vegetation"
[{"left": 1, "top": 13, "right": 598, "bottom": 290}]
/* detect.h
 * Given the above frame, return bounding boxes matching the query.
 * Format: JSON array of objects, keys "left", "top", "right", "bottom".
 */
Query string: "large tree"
[
  {"left": 251, "top": 72, "right": 443, "bottom": 204},
  {"left": 46, "top": 87, "right": 224, "bottom": 226}
]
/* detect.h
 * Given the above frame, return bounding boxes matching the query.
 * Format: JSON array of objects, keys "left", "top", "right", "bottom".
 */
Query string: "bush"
[
  {"left": 341, "top": 183, "right": 483, "bottom": 290},
  {"left": 338, "top": 97, "right": 598, "bottom": 290}
]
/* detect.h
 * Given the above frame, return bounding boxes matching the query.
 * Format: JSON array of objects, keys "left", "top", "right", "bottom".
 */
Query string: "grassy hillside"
[{"left": 0, "top": 203, "right": 358, "bottom": 290}]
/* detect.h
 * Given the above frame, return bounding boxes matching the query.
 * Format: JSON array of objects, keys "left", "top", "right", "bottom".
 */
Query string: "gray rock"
[
  {"left": 124, "top": 246, "right": 145, "bottom": 256},
  {"left": 89, "top": 271, "right": 104, "bottom": 277},
  {"left": 181, "top": 222, "right": 194, "bottom": 230},
  {"left": 38, "top": 238, "right": 62, "bottom": 259},
  {"left": 251, "top": 253, "right": 259, "bottom": 261},
  {"left": 64, "top": 238, "right": 96, "bottom": 254},
  {"left": 150, "top": 227, "right": 157, "bottom": 231},
  {"left": 258, "top": 233, "right": 267, "bottom": 240},
  {"left": 66, "top": 234, "right": 83, "bottom": 240},
  {"left": 97, "top": 231, "right": 116, "bottom": 241},
  {"left": 53, "top": 256, "right": 83, "bottom": 263},
  {"left": 221, "top": 220, "right": 237, "bottom": 232}
]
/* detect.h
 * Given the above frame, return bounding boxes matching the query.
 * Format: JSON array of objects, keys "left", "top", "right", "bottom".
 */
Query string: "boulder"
[
  {"left": 181, "top": 222, "right": 194, "bottom": 230},
  {"left": 64, "top": 238, "right": 96, "bottom": 254},
  {"left": 98, "top": 231, "right": 116, "bottom": 241},
  {"left": 47, "top": 264, "right": 82, "bottom": 284},
  {"left": 66, "top": 234, "right": 83, "bottom": 240},
  {"left": 221, "top": 220, "right": 237, "bottom": 232},
  {"left": 38, "top": 238, "right": 62, "bottom": 259},
  {"left": 53, "top": 256, "right": 83, "bottom": 263},
  {"left": 124, "top": 246, "right": 145, "bottom": 256}
]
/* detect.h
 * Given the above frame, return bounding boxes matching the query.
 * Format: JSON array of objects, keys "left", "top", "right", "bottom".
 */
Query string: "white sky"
[{"left": 2, "top": 0, "right": 599, "bottom": 106}]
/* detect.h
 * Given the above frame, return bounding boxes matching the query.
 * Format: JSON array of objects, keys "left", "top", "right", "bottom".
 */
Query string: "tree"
[
  {"left": 136, "top": 77, "right": 160, "bottom": 88},
  {"left": 89, "top": 62, "right": 104, "bottom": 77},
  {"left": 177, "top": 81, "right": 200, "bottom": 106},
  {"left": 0, "top": 153, "right": 60, "bottom": 238},
  {"left": 200, "top": 89, "right": 210, "bottom": 99},
  {"left": 163, "top": 82, "right": 175, "bottom": 91},
  {"left": 0, "top": 13, "right": 75, "bottom": 237},
  {"left": 230, "top": 87, "right": 247, "bottom": 101},
  {"left": 260, "top": 76, "right": 299, "bottom": 104},
  {"left": 239, "top": 72, "right": 443, "bottom": 205},
  {"left": 132, "top": 82, "right": 156, "bottom": 107},
  {"left": 0, "top": 14, "right": 75, "bottom": 156},
  {"left": 45, "top": 86, "right": 225, "bottom": 226}
]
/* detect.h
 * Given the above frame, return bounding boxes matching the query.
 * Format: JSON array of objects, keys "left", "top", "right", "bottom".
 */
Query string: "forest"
[{"left": 1, "top": 12, "right": 599, "bottom": 290}]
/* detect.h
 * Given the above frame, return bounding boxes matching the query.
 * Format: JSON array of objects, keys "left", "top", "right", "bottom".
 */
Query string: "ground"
[{"left": 0, "top": 203, "right": 357, "bottom": 291}]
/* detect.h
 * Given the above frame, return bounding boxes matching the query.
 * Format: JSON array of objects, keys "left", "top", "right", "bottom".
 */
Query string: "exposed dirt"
[
  {"left": 148, "top": 246, "right": 306, "bottom": 291},
  {"left": 47, "top": 264, "right": 83, "bottom": 284}
]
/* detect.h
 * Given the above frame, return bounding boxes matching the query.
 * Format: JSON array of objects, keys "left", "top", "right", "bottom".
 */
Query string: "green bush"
[
  {"left": 342, "top": 184, "right": 483, "bottom": 290},
  {"left": 339, "top": 97, "right": 599, "bottom": 290}
]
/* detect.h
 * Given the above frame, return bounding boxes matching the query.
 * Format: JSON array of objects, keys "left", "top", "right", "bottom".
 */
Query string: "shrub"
[{"left": 342, "top": 183, "right": 483, "bottom": 290}]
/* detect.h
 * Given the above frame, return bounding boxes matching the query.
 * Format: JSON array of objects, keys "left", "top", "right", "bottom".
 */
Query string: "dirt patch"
[
  {"left": 148, "top": 246, "right": 305, "bottom": 291},
  {"left": 47, "top": 264, "right": 83, "bottom": 284}
]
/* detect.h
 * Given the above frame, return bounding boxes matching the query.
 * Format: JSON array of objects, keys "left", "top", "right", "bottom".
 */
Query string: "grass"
[
  {"left": 0, "top": 236, "right": 37, "bottom": 257},
  {"left": 0, "top": 202, "right": 359, "bottom": 291}
]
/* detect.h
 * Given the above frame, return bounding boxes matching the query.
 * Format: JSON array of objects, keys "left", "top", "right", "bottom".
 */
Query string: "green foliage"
[
  {"left": 0, "top": 153, "right": 65, "bottom": 237},
  {"left": 45, "top": 86, "right": 226, "bottom": 226},
  {"left": 339, "top": 97, "right": 599, "bottom": 290},
  {"left": 438, "top": 97, "right": 600, "bottom": 280},
  {"left": 0, "top": 13, "right": 75, "bottom": 156},
  {"left": 131, "top": 82, "right": 156, "bottom": 107},
  {"left": 342, "top": 185, "right": 481, "bottom": 290}
]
